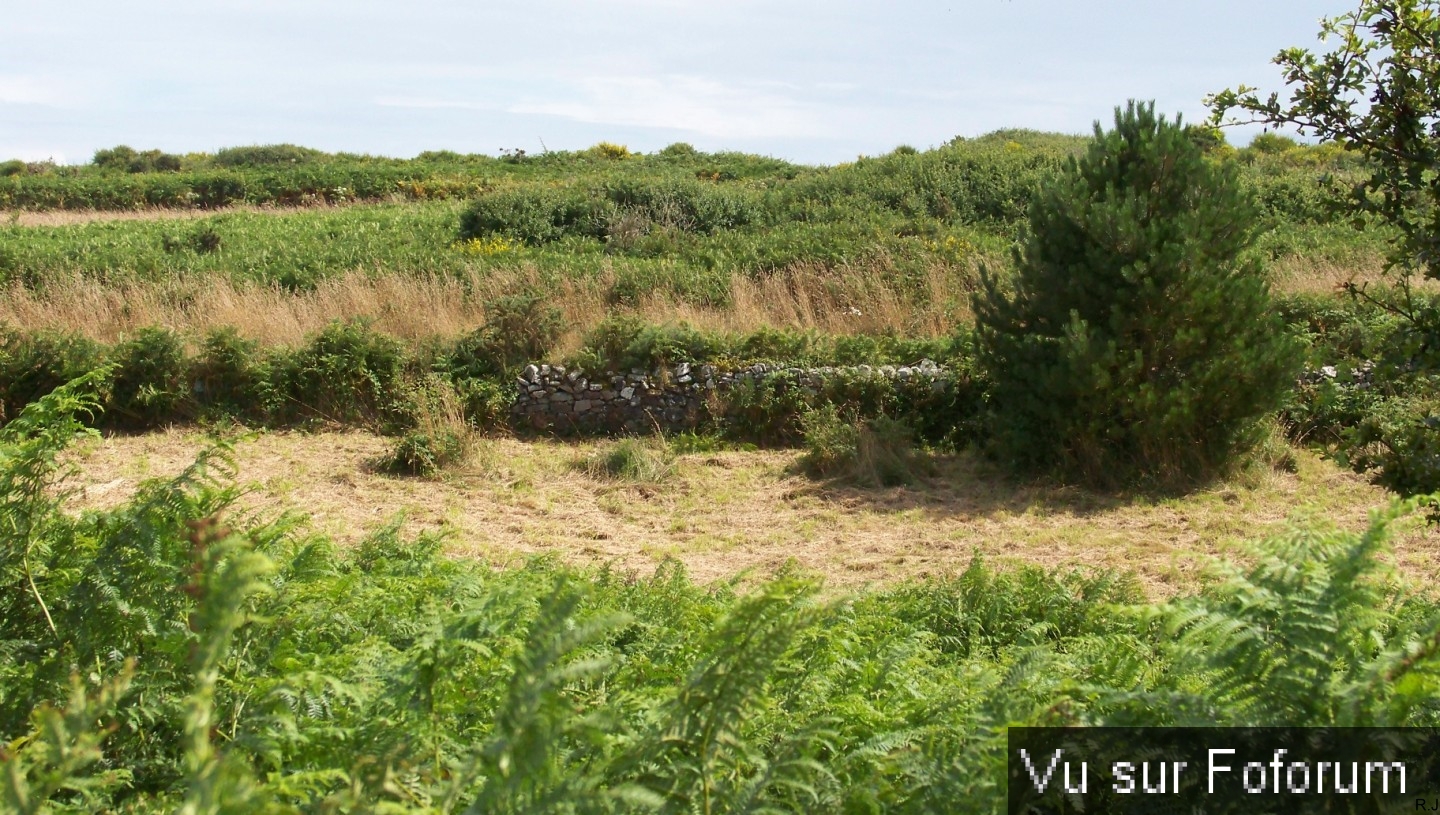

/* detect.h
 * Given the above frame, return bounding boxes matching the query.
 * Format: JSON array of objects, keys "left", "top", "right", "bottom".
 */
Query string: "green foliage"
[
  {"left": 269, "top": 319, "right": 409, "bottom": 429},
  {"left": 161, "top": 226, "right": 222, "bottom": 255},
  {"left": 93, "top": 146, "right": 183, "bottom": 174},
  {"left": 0, "top": 135, "right": 1377, "bottom": 310},
  {"left": 448, "top": 295, "right": 563, "bottom": 380},
  {"left": 211, "top": 143, "right": 324, "bottom": 168},
  {"left": 190, "top": 328, "right": 262, "bottom": 421},
  {"left": 1132, "top": 497, "right": 1440, "bottom": 725},
  {"left": 974, "top": 101, "right": 1303, "bottom": 489},
  {"left": 798, "top": 406, "right": 930, "bottom": 487},
  {"left": 575, "top": 318, "right": 726, "bottom": 374},
  {"left": 383, "top": 376, "right": 474, "bottom": 476},
  {"left": 0, "top": 328, "right": 104, "bottom": 425},
  {"left": 1209, "top": 0, "right": 1440, "bottom": 283},
  {"left": 1245, "top": 132, "right": 1299, "bottom": 155},
  {"left": 385, "top": 429, "right": 470, "bottom": 477},
  {"left": 575, "top": 437, "right": 675, "bottom": 482},
  {"left": 106, "top": 327, "right": 189, "bottom": 429}
]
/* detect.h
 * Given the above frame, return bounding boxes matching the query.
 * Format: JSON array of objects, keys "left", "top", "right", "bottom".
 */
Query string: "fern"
[{"left": 1128, "top": 497, "right": 1440, "bottom": 726}]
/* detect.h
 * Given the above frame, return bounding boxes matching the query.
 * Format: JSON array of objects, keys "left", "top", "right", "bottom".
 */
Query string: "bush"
[
  {"left": 798, "top": 405, "right": 929, "bottom": 487},
  {"left": 576, "top": 437, "right": 674, "bottom": 482},
  {"left": 459, "top": 187, "right": 607, "bottom": 245},
  {"left": 274, "top": 320, "right": 409, "bottom": 428},
  {"left": 106, "top": 327, "right": 189, "bottom": 429},
  {"left": 973, "top": 101, "right": 1303, "bottom": 490},
  {"left": 191, "top": 327, "right": 263, "bottom": 421},
  {"left": 93, "top": 145, "right": 183, "bottom": 174},
  {"left": 447, "top": 294, "right": 562, "bottom": 379},
  {"left": 0, "top": 328, "right": 105, "bottom": 425},
  {"left": 384, "top": 376, "right": 474, "bottom": 476},
  {"left": 212, "top": 143, "right": 325, "bottom": 167}
]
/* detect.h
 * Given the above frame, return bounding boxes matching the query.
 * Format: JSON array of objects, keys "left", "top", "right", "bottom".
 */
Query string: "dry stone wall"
[{"left": 512, "top": 359, "right": 948, "bottom": 435}]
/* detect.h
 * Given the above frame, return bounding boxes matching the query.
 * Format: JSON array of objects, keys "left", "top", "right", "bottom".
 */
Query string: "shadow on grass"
[{"left": 782, "top": 449, "right": 1164, "bottom": 521}]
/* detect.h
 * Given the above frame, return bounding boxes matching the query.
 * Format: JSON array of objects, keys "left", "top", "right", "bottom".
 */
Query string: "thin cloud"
[
  {"left": 0, "top": 75, "right": 70, "bottom": 106},
  {"left": 509, "top": 75, "right": 823, "bottom": 140},
  {"left": 374, "top": 96, "right": 489, "bottom": 111}
]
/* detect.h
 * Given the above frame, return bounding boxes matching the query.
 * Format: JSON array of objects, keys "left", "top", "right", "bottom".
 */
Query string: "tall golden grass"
[
  {"left": 0, "top": 252, "right": 1400, "bottom": 351},
  {"left": 0, "top": 260, "right": 980, "bottom": 349}
]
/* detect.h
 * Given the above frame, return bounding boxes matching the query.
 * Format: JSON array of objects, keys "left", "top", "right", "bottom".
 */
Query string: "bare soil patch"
[{"left": 59, "top": 429, "right": 1439, "bottom": 597}]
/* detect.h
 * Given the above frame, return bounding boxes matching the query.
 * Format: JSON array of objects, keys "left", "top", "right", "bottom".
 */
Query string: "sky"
[{"left": 2, "top": 1, "right": 1347, "bottom": 166}]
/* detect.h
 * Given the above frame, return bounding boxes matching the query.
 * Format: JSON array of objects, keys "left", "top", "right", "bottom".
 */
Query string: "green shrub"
[
  {"left": 93, "top": 145, "right": 183, "bottom": 173},
  {"left": 0, "top": 327, "right": 105, "bottom": 425},
  {"left": 161, "top": 225, "right": 223, "bottom": 254},
  {"left": 106, "top": 327, "right": 189, "bottom": 429},
  {"left": 576, "top": 437, "right": 675, "bottom": 482},
  {"left": 973, "top": 101, "right": 1303, "bottom": 490},
  {"left": 1247, "top": 132, "right": 1301, "bottom": 155},
  {"left": 719, "top": 371, "right": 813, "bottom": 445},
  {"left": 191, "top": 327, "right": 263, "bottom": 421},
  {"left": 453, "top": 377, "right": 512, "bottom": 432},
  {"left": 0, "top": 159, "right": 25, "bottom": 177},
  {"left": 212, "top": 143, "right": 325, "bottom": 167},
  {"left": 385, "top": 429, "right": 469, "bottom": 476},
  {"left": 459, "top": 187, "right": 607, "bottom": 245},
  {"left": 1332, "top": 394, "right": 1440, "bottom": 500},
  {"left": 276, "top": 319, "right": 408, "bottom": 428},
  {"left": 385, "top": 376, "right": 475, "bottom": 475},
  {"left": 448, "top": 294, "right": 562, "bottom": 379},
  {"left": 798, "top": 405, "right": 929, "bottom": 487}
]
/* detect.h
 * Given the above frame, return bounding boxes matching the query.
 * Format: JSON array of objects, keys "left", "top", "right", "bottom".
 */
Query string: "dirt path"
[{"left": 62, "top": 429, "right": 1438, "bottom": 597}]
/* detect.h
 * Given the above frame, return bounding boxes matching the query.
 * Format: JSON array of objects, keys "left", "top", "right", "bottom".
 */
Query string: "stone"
[
  {"left": 521, "top": 364, "right": 539, "bottom": 383},
  {"left": 620, "top": 386, "right": 635, "bottom": 400},
  {"left": 550, "top": 392, "right": 573, "bottom": 402},
  {"left": 575, "top": 400, "right": 592, "bottom": 411}
]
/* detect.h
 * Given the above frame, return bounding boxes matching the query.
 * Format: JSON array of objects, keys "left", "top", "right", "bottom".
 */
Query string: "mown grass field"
[{"left": 60, "top": 427, "right": 1436, "bottom": 596}]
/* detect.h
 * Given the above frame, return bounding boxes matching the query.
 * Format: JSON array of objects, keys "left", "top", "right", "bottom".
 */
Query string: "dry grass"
[
  {"left": 0, "top": 262, "right": 977, "bottom": 348},
  {"left": 61, "top": 429, "right": 1439, "bottom": 598},
  {"left": 1, "top": 204, "right": 324, "bottom": 228},
  {"left": 2, "top": 249, "right": 1406, "bottom": 350}
]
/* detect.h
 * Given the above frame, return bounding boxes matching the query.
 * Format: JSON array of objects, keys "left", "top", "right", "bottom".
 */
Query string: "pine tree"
[{"left": 972, "top": 101, "right": 1302, "bottom": 490}]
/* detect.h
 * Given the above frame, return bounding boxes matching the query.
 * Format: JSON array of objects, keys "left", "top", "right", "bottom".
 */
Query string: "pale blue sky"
[{"left": 3, "top": 1, "right": 1341, "bottom": 165}]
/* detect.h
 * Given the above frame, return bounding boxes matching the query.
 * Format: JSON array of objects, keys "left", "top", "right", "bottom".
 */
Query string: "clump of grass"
[
  {"left": 798, "top": 405, "right": 930, "bottom": 487},
  {"left": 382, "top": 376, "right": 474, "bottom": 477},
  {"left": 575, "top": 437, "right": 675, "bottom": 483}
]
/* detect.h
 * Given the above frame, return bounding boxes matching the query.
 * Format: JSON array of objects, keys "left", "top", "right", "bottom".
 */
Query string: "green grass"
[{"left": 0, "top": 134, "right": 1383, "bottom": 301}]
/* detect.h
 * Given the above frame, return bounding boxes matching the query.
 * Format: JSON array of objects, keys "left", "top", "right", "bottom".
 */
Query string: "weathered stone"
[
  {"left": 620, "top": 386, "right": 635, "bottom": 400},
  {"left": 550, "top": 392, "right": 573, "bottom": 402}
]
